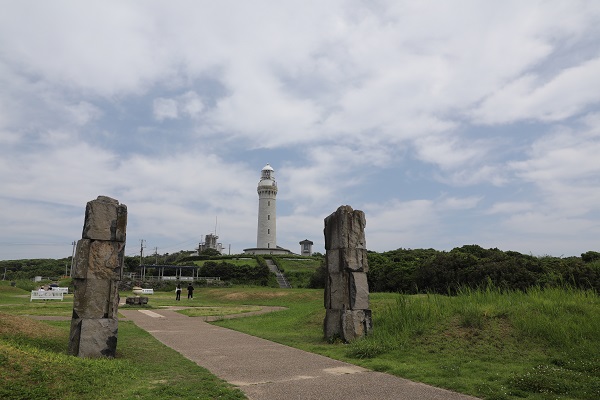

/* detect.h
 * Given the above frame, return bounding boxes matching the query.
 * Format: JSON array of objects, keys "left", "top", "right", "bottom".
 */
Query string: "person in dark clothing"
[
  {"left": 175, "top": 284, "right": 181, "bottom": 301},
  {"left": 187, "top": 284, "right": 194, "bottom": 299}
]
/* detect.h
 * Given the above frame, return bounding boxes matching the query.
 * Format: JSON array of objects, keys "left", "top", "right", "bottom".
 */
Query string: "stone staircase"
[{"left": 265, "top": 259, "right": 292, "bottom": 289}]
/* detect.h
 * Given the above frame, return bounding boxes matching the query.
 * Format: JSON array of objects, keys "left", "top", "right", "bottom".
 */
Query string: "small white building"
[{"left": 299, "top": 239, "right": 314, "bottom": 256}]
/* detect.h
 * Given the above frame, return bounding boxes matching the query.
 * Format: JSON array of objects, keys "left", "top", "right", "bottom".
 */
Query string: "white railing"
[
  {"left": 30, "top": 290, "right": 64, "bottom": 301},
  {"left": 143, "top": 276, "right": 221, "bottom": 282},
  {"left": 160, "top": 276, "right": 194, "bottom": 281},
  {"left": 133, "top": 288, "right": 154, "bottom": 295}
]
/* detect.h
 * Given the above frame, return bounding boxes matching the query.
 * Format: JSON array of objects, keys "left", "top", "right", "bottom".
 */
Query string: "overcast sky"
[{"left": 1, "top": 1, "right": 600, "bottom": 260}]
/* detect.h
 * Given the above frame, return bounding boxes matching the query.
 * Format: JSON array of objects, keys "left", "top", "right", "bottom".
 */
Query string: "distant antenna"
[{"left": 214, "top": 216, "right": 218, "bottom": 235}]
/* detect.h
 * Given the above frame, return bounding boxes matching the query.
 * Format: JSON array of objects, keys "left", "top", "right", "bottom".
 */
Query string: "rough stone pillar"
[
  {"left": 323, "top": 205, "right": 372, "bottom": 342},
  {"left": 68, "top": 196, "right": 127, "bottom": 358}
]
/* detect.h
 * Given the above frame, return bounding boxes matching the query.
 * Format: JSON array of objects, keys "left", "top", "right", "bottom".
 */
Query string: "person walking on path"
[
  {"left": 175, "top": 284, "right": 182, "bottom": 301},
  {"left": 187, "top": 283, "right": 194, "bottom": 299}
]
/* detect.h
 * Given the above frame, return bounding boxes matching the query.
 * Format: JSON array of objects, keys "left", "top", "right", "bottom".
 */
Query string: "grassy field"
[
  {"left": 192, "top": 258, "right": 258, "bottom": 267},
  {"left": 275, "top": 257, "right": 321, "bottom": 288},
  {"left": 210, "top": 286, "right": 600, "bottom": 400},
  {"left": 0, "top": 284, "right": 245, "bottom": 399},
  {"left": 2, "top": 281, "right": 599, "bottom": 399}
]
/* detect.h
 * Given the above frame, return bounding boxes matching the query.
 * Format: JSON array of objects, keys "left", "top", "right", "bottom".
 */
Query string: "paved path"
[{"left": 120, "top": 308, "right": 478, "bottom": 400}]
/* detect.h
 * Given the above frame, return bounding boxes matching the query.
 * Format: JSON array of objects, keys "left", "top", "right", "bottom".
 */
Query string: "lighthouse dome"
[{"left": 260, "top": 163, "right": 276, "bottom": 183}]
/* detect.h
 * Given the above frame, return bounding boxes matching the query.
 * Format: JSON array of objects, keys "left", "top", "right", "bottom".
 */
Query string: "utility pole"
[
  {"left": 139, "top": 239, "right": 146, "bottom": 282},
  {"left": 70, "top": 241, "right": 76, "bottom": 277},
  {"left": 139, "top": 239, "right": 146, "bottom": 266},
  {"left": 154, "top": 247, "right": 158, "bottom": 265}
]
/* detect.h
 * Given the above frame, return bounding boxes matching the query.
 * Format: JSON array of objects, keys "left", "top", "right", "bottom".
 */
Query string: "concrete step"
[{"left": 266, "top": 259, "right": 292, "bottom": 288}]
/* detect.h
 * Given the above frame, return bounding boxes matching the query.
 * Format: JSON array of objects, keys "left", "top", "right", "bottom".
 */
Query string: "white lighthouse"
[
  {"left": 257, "top": 163, "right": 277, "bottom": 248},
  {"left": 244, "top": 164, "right": 291, "bottom": 255}
]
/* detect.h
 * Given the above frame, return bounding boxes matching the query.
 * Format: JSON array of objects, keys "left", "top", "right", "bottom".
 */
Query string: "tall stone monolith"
[
  {"left": 68, "top": 196, "right": 127, "bottom": 358},
  {"left": 323, "top": 205, "right": 372, "bottom": 342}
]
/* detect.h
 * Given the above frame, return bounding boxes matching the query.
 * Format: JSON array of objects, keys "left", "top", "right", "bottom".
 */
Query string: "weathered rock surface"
[
  {"left": 323, "top": 205, "right": 366, "bottom": 250},
  {"left": 71, "top": 278, "right": 119, "bottom": 319},
  {"left": 82, "top": 196, "right": 127, "bottom": 242},
  {"left": 323, "top": 205, "right": 372, "bottom": 342},
  {"left": 126, "top": 296, "right": 148, "bottom": 305},
  {"left": 69, "top": 196, "right": 126, "bottom": 358},
  {"left": 69, "top": 318, "right": 118, "bottom": 358},
  {"left": 72, "top": 239, "right": 124, "bottom": 280}
]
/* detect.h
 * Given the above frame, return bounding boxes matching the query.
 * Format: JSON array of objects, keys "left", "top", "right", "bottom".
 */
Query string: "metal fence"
[{"left": 126, "top": 274, "right": 221, "bottom": 282}]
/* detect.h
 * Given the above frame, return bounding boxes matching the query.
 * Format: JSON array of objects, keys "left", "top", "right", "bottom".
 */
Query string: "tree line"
[
  {"left": 362, "top": 245, "right": 600, "bottom": 294},
  {"left": 0, "top": 258, "right": 71, "bottom": 280},
  {"left": 198, "top": 260, "right": 273, "bottom": 286},
  {"left": 4, "top": 245, "right": 599, "bottom": 294}
]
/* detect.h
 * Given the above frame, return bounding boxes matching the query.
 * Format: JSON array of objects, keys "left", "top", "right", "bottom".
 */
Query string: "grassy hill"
[{"left": 273, "top": 256, "right": 322, "bottom": 288}]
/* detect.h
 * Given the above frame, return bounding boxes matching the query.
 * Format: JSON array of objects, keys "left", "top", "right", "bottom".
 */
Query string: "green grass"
[
  {"left": 192, "top": 258, "right": 258, "bottom": 267},
  {"left": 0, "top": 282, "right": 247, "bottom": 399},
  {"left": 0, "top": 313, "right": 245, "bottom": 400},
  {"left": 275, "top": 257, "right": 321, "bottom": 288},
  {"left": 201, "top": 287, "right": 325, "bottom": 349},
  {"left": 0, "top": 283, "right": 74, "bottom": 316},
  {"left": 178, "top": 305, "right": 262, "bottom": 317},
  {"left": 213, "top": 287, "right": 600, "bottom": 400},
  {"left": 276, "top": 258, "right": 321, "bottom": 272},
  {"left": 3, "top": 281, "right": 599, "bottom": 399}
]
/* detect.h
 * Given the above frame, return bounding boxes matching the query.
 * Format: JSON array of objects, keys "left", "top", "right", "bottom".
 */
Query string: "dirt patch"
[
  {"left": 222, "top": 291, "right": 288, "bottom": 300},
  {"left": 203, "top": 306, "right": 287, "bottom": 321}
]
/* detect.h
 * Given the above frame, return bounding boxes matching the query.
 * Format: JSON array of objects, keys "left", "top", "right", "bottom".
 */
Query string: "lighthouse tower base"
[{"left": 243, "top": 246, "right": 293, "bottom": 255}]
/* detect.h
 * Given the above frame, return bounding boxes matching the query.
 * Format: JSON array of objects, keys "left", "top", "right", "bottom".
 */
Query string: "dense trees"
[
  {"left": 0, "top": 258, "right": 70, "bottom": 280},
  {"left": 4, "top": 245, "right": 599, "bottom": 293},
  {"left": 366, "top": 245, "right": 600, "bottom": 294},
  {"left": 199, "top": 261, "right": 273, "bottom": 286},
  {"left": 1, "top": 254, "right": 274, "bottom": 286}
]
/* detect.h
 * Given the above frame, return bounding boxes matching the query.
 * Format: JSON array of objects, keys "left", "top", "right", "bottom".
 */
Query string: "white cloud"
[
  {"left": 413, "top": 134, "right": 490, "bottom": 170},
  {"left": 437, "top": 196, "right": 482, "bottom": 211},
  {"left": 65, "top": 101, "right": 103, "bottom": 126},
  {"left": 363, "top": 199, "right": 438, "bottom": 251},
  {"left": 487, "top": 202, "right": 533, "bottom": 215},
  {"left": 153, "top": 91, "right": 205, "bottom": 121},
  {"left": 510, "top": 114, "right": 600, "bottom": 216},
  {"left": 153, "top": 98, "right": 179, "bottom": 121},
  {"left": 472, "top": 57, "right": 600, "bottom": 124},
  {"left": 180, "top": 91, "right": 204, "bottom": 118},
  {"left": 2, "top": 1, "right": 600, "bottom": 259},
  {"left": 502, "top": 211, "right": 597, "bottom": 238},
  {"left": 482, "top": 113, "right": 600, "bottom": 254},
  {"left": 0, "top": 129, "right": 20, "bottom": 145},
  {"left": 281, "top": 144, "right": 393, "bottom": 213}
]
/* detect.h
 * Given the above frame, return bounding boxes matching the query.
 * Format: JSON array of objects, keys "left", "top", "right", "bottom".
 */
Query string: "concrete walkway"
[{"left": 119, "top": 308, "right": 478, "bottom": 400}]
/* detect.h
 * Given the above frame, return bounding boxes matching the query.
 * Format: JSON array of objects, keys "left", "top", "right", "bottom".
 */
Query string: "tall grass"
[
  {"left": 345, "top": 286, "right": 600, "bottom": 399},
  {"left": 363, "top": 286, "right": 600, "bottom": 353},
  {"left": 510, "top": 286, "right": 600, "bottom": 349},
  {"left": 346, "top": 293, "right": 446, "bottom": 358}
]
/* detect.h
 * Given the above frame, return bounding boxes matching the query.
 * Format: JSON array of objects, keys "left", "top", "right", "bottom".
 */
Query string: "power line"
[{"left": 124, "top": 238, "right": 200, "bottom": 257}]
